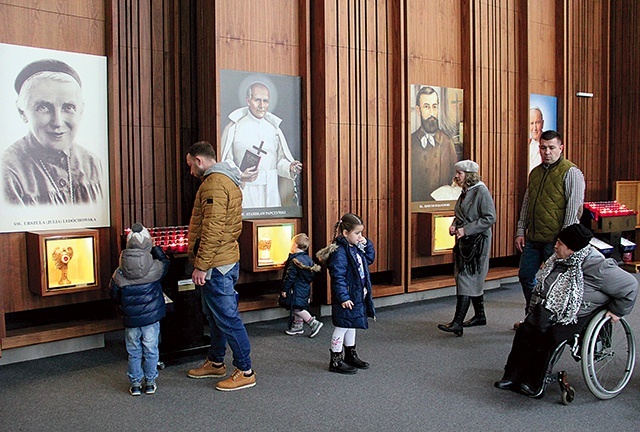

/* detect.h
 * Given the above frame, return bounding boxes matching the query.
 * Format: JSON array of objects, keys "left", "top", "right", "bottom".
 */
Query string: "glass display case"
[
  {"left": 26, "top": 229, "right": 100, "bottom": 296},
  {"left": 416, "top": 212, "right": 456, "bottom": 256},
  {"left": 239, "top": 219, "right": 299, "bottom": 272}
]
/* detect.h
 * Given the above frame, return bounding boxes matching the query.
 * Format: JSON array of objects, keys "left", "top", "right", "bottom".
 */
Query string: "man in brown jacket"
[{"left": 185, "top": 141, "right": 256, "bottom": 391}]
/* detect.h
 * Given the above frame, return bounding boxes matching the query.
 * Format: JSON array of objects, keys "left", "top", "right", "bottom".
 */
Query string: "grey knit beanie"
[{"left": 126, "top": 223, "right": 152, "bottom": 251}]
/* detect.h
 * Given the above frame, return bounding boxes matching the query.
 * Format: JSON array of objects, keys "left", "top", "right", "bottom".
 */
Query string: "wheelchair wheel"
[
  {"left": 581, "top": 310, "right": 636, "bottom": 400},
  {"left": 561, "top": 386, "right": 575, "bottom": 405}
]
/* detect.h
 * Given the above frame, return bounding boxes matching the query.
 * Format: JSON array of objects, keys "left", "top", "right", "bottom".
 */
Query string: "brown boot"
[
  {"left": 187, "top": 358, "right": 227, "bottom": 378},
  {"left": 215, "top": 368, "right": 256, "bottom": 391}
]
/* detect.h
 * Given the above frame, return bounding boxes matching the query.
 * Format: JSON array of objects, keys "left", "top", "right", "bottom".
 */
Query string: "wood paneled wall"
[
  {"left": 610, "top": 0, "right": 640, "bottom": 183},
  {"left": 563, "top": 0, "right": 610, "bottom": 202},
  {"left": 0, "top": 1, "right": 111, "bottom": 316},
  {"left": 110, "top": 0, "right": 185, "bottom": 232},
  {"left": 2, "top": 0, "right": 637, "bottom": 326},
  {"left": 528, "top": 0, "right": 559, "bottom": 96},
  {"left": 312, "top": 0, "right": 405, "bottom": 295},
  {"left": 193, "top": 0, "right": 312, "bottom": 286},
  {"left": 466, "top": 0, "right": 528, "bottom": 259},
  {"left": 196, "top": 0, "right": 308, "bottom": 153},
  {"left": 407, "top": 0, "right": 464, "bottom": 270}
]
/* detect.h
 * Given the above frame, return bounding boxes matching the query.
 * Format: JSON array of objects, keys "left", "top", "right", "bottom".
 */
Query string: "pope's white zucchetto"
[{"left": 454, "top": 160, "right": 479, "bottom": 173}]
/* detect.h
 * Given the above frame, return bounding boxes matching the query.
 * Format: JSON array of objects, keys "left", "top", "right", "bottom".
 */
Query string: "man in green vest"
[{"left": 514, "top": 130, "right": 585, "bottom": 329}]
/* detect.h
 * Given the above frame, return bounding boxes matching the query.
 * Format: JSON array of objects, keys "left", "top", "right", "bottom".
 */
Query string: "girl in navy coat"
[{"left": 317, "top": 213, "right": 376, "bottom": 374}]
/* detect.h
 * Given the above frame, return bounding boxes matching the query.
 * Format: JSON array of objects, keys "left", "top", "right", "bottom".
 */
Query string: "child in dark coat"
[
  {"left": 110, "top": 223, "right": 169, "bottom": 396},
  {"left": 279, "top": 233, "right": 323, "bottom": 337},
  {"left": 316, "top": 213, "right": 376, "bottom": 374}
]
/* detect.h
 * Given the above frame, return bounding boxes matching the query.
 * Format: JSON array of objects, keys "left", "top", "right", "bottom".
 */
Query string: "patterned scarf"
[{"left": 534, "top": 245, "right": 592, "bottom": 325}]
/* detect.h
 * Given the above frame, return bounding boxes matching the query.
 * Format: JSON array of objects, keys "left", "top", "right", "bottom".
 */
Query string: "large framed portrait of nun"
[{"left": 0, "top": 43, "right": 109, "bottom": 233}]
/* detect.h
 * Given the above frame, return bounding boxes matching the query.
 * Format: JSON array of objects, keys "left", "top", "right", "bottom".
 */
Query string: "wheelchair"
[{"left": 539, "top": 309, "right": 636, "bottom": 404}]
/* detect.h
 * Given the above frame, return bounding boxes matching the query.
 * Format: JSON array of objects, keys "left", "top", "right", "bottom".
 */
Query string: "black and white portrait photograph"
[
  {"left": 219, "top": 69, "right": 303, "bottom": 219},
  {"left": 0, "top": 43, "right": 109, "bottom": 233}
]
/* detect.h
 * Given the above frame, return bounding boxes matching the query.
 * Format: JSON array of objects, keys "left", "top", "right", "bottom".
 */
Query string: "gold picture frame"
[{"left": 26, "top": 229, "right": 100, "bottom": 296}]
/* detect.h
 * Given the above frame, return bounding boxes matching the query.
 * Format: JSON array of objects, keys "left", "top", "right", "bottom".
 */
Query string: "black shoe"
[
  {"left": 437, "top": 322, "right": 463, "bottom": 337},
  {"left": 464, "top": 296, "right": 486, "bottom": 327},
  {"left": 438, "top": 296, "right": 470, "bottom": 336},
  {"left": 129, "top": 384, "right": 142, "bottom": 396},
  {"left": 462, "top": 316, "right": 487, "bottom": 327},
  {"left": 144, "top": 382, "right": 157, "bottom": 395},
  {"left": 494, "top": 380, "right": 516, "bottom": 391},
  {"left": 519, "top": 383, "right": 544, "bottom": 398}
]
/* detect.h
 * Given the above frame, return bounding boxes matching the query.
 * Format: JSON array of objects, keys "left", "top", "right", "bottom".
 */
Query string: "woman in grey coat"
[{"left": 438, "top": 160, "right": 496, "bottom": 336}]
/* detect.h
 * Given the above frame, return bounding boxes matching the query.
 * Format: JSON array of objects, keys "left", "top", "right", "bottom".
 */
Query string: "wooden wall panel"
[
  {"left": 0, "top": 1, "right": 105, "bottom": 54},
  {"left": 0, "top": 1, "right": 112, "bottom": 322},
  {"left": 111, "top": 0, "right": 182, "bottom": 231},
  {"left": 563, "top": 0, "right": 609, "bottom": 202},
  {"left": 314, "top": 0, "right": 404, "bottom": 298},
  {"left": 190, "top": 0, "right": 313, "bottom": 287},
  {"left": 1, "top": 0, "right": 104, "bottom": 17},
  {"left": 528, "top": 0, "right": 557, "bottom": 95},
  {"left": 203, "top": 0, "right": 302, "bottom": 147},
  {"left": 466, "top": 0, "right": 527, "bottom": 260},
  {"left": 216, "top": 0, "right": 298, "bottom": 43},
  {"left": 407, "top": 0, "right": 464, "bottom": 272},
  {"left": 609, "top": 1, "right": 640, "bottom": 184}
]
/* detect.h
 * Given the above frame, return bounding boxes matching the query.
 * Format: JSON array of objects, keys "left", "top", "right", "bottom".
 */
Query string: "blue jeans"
[
  {"left": 124, "top": 322, "right": 160, "bottom": 384},
  {"left": 518, "top": 240, "right": 555, "bottom": 311},
  {"left": 201, "top": 262, "right": 252, "bottom": 371}
]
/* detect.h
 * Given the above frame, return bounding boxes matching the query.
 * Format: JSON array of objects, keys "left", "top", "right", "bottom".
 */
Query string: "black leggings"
[{"left": 502, "top": 314, "right": 593, "bottom": 390}]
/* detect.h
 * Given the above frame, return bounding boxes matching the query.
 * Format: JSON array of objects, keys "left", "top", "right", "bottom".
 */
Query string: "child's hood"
[
  {"left": 316, "top": 243, "right": 339, "bottom": 263},
  {"left": 292, "top": 253, "right": 321, "bottom": 272},
  {"left": 113, "top": 249, "right": 163, "bottom": 286}
]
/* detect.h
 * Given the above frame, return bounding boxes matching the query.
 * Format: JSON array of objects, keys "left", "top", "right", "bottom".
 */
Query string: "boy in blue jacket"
[
  {"left": 110, "top": 223, "right": 169, "bottom": 396},
  {"left": 278, "top": 233, "right": 323, "bottom": 337}
]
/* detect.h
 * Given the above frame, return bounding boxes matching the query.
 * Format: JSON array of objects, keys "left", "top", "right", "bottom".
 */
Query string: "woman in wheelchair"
[{"left": 495, "top": 223, "right": 638, "bottom": 397}]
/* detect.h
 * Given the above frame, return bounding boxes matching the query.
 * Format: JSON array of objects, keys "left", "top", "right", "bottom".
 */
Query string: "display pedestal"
[{"left": 159, "top": 254, "right": 208, "bottom": 362}]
